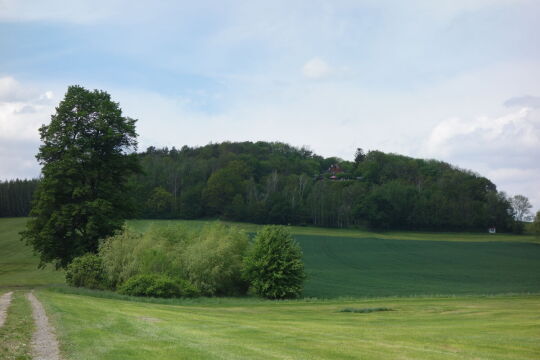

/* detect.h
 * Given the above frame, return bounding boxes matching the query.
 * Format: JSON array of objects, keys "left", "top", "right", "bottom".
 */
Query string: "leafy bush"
[
  {"left": 65, "top": 253, "right": 107, "bottom": 289},
  {"left": 118, "top": 274, "right": 197, "bottom": 298},
  {"left": 100, "top": 223, "right": 249, "bottom": 296},
  {"left": 243, "top": 225, "right": 306, "bottom": 299},
  {"left": 99, "top": 227, "right": 143, "bottom": 289},
  {"left": 182, "top": 223, "right": 249, "bottom": 296}
]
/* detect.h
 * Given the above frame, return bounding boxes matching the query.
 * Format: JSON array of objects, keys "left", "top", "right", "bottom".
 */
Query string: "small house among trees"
[{"left": 328, "top": 164, "right": 343, "bottom": 179}]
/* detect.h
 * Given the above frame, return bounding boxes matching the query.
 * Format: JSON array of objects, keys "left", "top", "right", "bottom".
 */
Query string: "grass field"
[
  {"left": 127, "top": 219, "right": 540, "bottom": 243},
  {"left": 128, "top": 219, "right": 540, "bottom": 298},
  {"left": 1, "top": 218, "right": 540, "bottom": 359},
  {"left": 35, "top": 290, "right": 540, "bottom": 360},
  {"left": 0, "top": 218, "right": 64, "bottom": 288}
]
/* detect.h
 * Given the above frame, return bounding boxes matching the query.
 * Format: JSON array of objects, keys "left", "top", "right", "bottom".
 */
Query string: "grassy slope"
[
  {"left": 2, "top": 218, "right": 539, "bottom": 297},
  {"left": 128, "top": 220, "right": 540, "bottom": 298},
  {"left": 2, "top": 218, "right": 540, "bottom": 359},
  {"left": 128, "top": 219, "right": 540, "bottom": 243},
  {"left": 299, "top": 235, "right": 540, "bottom": 298},
  {"left": 0, "top": 218, "right": 64, "bottom": 288},
  {"left": 38, "top": 289, "right": 540, "bottom": 360}
]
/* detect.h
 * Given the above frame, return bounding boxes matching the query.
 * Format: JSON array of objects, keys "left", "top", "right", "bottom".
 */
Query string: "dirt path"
[
  {"left": 0, "top": 291, "right": 13, "bottom": 327},
  {"left": 27, "top": 292, "right": 62, "bottom": 360}
]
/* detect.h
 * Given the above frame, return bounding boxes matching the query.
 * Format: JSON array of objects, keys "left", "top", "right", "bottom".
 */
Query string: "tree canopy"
[
  {"left": 6, "top": 138, "right": 522, "bottom": 232},
  {"left": 21, "top": 85, "right": 140, "bottom": 268}
]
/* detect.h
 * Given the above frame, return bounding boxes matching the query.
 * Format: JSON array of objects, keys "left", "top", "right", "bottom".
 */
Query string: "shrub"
[
  {"left": 242, "top": 225, "right": 306, "bottom": 299},
  {"left": 118, "top": 274, "right": 197, "bottom": 298},
  {"left": 99, "top": 223, "right": 249, "bottom": 296},
  {"left": 65, "top": 253, "right": 107, "bottom": 289},
  {"left": 99, "top": 227, "right": 143, "bottom": 289},
  {"left": 182, "top": 223, "right": 249, "bottom": 296}
]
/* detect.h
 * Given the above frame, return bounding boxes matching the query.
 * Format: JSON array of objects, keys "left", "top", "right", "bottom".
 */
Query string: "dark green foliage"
[
  {"left": 9, "top": 138, "right": 518, "bottom": 232},
  {"left": 533, "top": 211, "right": 540, "bottom": 238},
  {"left": 146, "top": 187, "right": 174, "bottom": 218},
  {"left": 21, "top": 85, "right": 141, "bottom": 268},
  {"left": 65, "top": 253, "right": 107, "bottom": 289},
  {"left": 243, "top": 226, "right": 306, "bottom": 299},
  {"left": 339, "top": 307, "right": 392, "bottom": 313},
  {"left": 118, "top": 274, "right": 197, "bottom": 298},
  {"left": 0, "top": 179, "right": 38, "bottom": 217},
  {"left": 128, "top": 143, "right": 517, "bottom": 232}
]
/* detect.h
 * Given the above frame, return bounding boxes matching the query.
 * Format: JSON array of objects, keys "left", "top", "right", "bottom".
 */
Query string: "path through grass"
[
  {"left": 39, "top": 290, "right": 540, "bottom": 360},
  {"left": 0, "top": 291, "right": 34, "bottom": 360}
]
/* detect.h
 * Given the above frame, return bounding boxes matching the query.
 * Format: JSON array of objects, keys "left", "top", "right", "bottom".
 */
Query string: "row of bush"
[{"left": 65, "top": 224, "right": 306, "bottom": 299}]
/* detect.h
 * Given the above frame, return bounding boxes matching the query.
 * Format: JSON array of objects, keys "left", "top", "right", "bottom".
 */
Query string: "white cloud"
[
  {"left": 302, "top": 57, "right": 332, "bottom": 79},
  {"left": 504, "top": 95, "right": 540, "bottom": 109},
  {"left": 0, "top": 76, "right": 37, "bottom": 102},
  {"left": 0, "top": 77, "right": 56, "bottom": 179},
  {"left": 422, "top": 107, "right": 540, "bottom": 210},
  {"left": 424, "top": 108, "right": 540, "bottom": 157}
]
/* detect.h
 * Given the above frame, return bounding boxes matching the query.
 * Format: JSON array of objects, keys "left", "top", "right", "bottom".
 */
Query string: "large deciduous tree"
[
  {"left": 509, "top": 195, "right": 533, "bottom": 222},
  {"left": 21, "top": 85, "right": 140, "bottom": 268}
]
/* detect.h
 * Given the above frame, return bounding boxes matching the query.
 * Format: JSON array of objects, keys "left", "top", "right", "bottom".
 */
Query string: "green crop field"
[
  {"left": 128, "top": 219, "right": 540, "bottom": 298},
  {"left": 1, "top": 218, "right": 540, "bottom": 359}
]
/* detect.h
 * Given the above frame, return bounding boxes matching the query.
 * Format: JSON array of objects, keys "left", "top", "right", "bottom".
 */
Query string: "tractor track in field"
[
  {"left": 0, "top": 291, "right": 13, "bottom": 327},
  {"left": 27, "top": 292, "right": 62, "bottom": 360}
]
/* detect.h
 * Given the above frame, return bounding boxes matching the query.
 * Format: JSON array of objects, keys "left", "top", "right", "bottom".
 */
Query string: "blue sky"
[{"left": 1, "top": 0, "right": 539, "bottom": 212}]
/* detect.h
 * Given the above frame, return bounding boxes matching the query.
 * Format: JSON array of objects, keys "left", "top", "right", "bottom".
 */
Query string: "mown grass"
[
  {"left": 0, "top": 291, "right": 34, "bottom": 360},
  {"left": 0, "top": 218, "right": 64, "bottom": 288},
  {"left": 38, "top": 290, "right": 540, "bottom": 360}
]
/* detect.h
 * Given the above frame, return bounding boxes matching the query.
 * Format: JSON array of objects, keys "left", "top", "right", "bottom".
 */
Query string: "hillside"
[
  {"left": 2, "top": 218, "right": 540, "bottom": 359},
  {"left": 1, "top": 141, "right": 520, "bottom": 232},
  {"left": 0, "top": 218, "right": 64, "bottom": 288},
  {"left": 132, "top": 142, "right": 517, "bottom": 231},
  {"left": 3, "top": 218, "right": 539, "bottom": 297},
  {"left": 129, "top": 220, "right": 540, "bottom": 298}
]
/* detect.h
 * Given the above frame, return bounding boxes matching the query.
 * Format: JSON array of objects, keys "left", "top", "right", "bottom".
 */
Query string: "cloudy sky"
[{"left": 1, "top": 0, "right": 539, "bottom": 211}]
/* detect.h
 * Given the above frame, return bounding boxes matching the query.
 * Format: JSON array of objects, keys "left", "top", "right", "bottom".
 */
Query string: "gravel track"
[
  {"left": 27, "top": 292, "right": 62, "bottom": 360},
  {"left": 0, "top": 291, "right": 13, "bottom": 327}
]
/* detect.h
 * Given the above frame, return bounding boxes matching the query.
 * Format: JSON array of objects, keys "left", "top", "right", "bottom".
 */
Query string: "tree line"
[
  {"left": 0, "top": 179, "right": 39, "bottom": 217},
  {"left": 130, "top": 141, "right": 519, "bottom": 232},
  {"left": 0, "top": 141, "right": 526, "bottom": 232}
]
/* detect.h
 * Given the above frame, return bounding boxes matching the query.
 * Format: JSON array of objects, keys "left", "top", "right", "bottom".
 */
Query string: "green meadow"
[
  {"left": 0, "top": 218, "right": 64, "bottom": 288},
  {"left": 37, "top": 291, "right": 540, "bottom": 360},
  {"left": 1, "top": 218, "right": 540, "bottom": 359}
]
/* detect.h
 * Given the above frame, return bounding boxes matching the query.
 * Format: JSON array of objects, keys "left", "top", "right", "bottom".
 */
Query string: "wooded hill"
[
  {"left": 1, "top": 141, "right": 517, "bottom": 231},
  {"left": 130, "top": 141, "right": 515, "bottom": 231}
]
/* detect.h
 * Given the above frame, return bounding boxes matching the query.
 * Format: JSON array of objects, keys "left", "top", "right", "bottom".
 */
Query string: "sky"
[{"left": 1, "top": 0, "right": 539, "bottom": 213}]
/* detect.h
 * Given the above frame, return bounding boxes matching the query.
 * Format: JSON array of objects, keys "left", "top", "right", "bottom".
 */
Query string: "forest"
[{"left": 0, "top": 141, "right": 519, "bottom": 232}]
